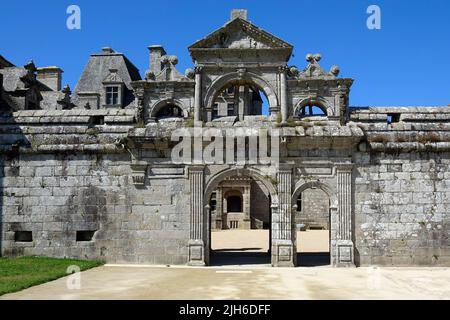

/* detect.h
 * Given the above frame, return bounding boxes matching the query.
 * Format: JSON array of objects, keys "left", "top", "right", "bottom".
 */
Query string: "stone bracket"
[{"left": 131, "top": 164, "right": 147, "bottom": 186}]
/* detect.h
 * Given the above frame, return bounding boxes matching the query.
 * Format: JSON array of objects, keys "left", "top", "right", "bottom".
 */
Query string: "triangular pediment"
[{"left": 189, "top": 18, "right": 293, "bottom": 50}]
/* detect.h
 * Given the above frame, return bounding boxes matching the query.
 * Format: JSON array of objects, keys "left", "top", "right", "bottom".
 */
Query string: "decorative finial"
[
  {"left": 24, "top": 60, "right": 37, "bottom": 72},
  {"left": 185, "top": 68, "right": 195, "bottom": 79},
  {"left": 306, "top": 54, "right": 322, "bottom": 63},
  {"left": 330, "top": 65, "right": 340, "bottom": 77},
  {"left": 62, "top": 84, "right": 71, "bottom": 94},
  {"left": 145, "top": 70, "right": 155, "bottom": 80}
]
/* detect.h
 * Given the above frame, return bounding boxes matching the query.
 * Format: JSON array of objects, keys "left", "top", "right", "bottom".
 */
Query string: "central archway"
[
  {"left": 204, "top": 72, "right": 279, "bottom": 117},
  {"left": 204, "top": 167, "right": 279, "bottom": 266}
]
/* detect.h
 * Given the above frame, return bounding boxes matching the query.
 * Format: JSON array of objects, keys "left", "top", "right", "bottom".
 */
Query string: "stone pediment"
[
  {"left": 189, "top": 18, "right": 293, "bottom": 51},
  {"left": 103, "top": 69, "right": 124, "bottom": 84}
]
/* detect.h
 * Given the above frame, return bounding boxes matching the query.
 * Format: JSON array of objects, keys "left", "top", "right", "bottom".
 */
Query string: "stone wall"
[
  {"left": 250, "top": 180, "right": 270, "bottom": 228},
  {"left": 295, "top": 188, "right": 330, "bottom": 230},
  {"left": 354, "top": 152, "right": 450, "bottom": 266},
  {"left": 0, "top": 152, "right": 190, "bottom": 264}
]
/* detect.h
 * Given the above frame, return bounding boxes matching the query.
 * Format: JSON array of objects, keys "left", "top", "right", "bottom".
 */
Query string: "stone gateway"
[{"left": 0, "top": 10, "right": 449, "bottom": 267}]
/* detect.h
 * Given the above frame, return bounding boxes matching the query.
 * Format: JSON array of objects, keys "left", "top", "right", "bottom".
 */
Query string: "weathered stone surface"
[{"left": 1, "top": 9, "right": 449, "bottom": 267}]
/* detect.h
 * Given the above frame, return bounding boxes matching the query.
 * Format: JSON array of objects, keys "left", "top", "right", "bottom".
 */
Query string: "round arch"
[
  {"left": 204, "top": 167, "right": 279, "bottom": 207},
  {"left": 203, "top": 72, "right": 279, "bottom": 112},
  {"left": 292, "top": 180, "right": 337, "bottom": 209},
  {"left": 150, "top": 99, "right": 189, "bottom": 118},
  {"left": 293, "top": 97, "right": 333, "bottom": 118}
]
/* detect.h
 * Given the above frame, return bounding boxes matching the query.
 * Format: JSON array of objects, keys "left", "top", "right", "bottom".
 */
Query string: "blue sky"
[{"left": 1, "top": 0, "right": 449, "bottom": 107}]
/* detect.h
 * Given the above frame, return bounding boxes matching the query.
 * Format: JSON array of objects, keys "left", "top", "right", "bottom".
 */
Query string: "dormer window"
[
  {"left": 106, "top": 86, "right": 119, "bottom": 105},
  {"left": 102, "top": 69, "right": 124, "bottom": 108}
]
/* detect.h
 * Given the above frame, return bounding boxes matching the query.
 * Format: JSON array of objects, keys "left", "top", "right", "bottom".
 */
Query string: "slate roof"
[{"left": 72, "top": 48, "right": 142, "bottom": 108}]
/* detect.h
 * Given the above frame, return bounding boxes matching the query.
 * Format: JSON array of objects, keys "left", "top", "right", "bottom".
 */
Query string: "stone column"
[
  {"left": 216, "top": 188, "right": 223, "bottom": 230},
  {"left": 188, "top": 166, "right": 206, "bottom": 266},
  {"left": 333, "top": 163, "right": 355, "bottom": 267},
  {"left": 280, "top": 67, "right": 288, "bottom": 124},
  {"left": 194, "top": 67, "right": 202, "bottom": 122},
  {"left": 243, "top": 186, "right": 251, "bottom": 229},
  {"left": 272, "top": 165, "right": 295, "bottom": 267}
]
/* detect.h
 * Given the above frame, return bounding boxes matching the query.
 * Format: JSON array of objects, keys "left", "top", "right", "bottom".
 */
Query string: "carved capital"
[{"left": 194, "top": 66, "right": 204, "bottom": 74}]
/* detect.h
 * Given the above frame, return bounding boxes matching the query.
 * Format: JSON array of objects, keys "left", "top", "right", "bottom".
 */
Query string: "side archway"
[
  {"left": 292, "top": 180, "right": 336, "bottom": 209},
  {"left": 150, "top": 99, "right": 189, "bottom": 119},
  {"left": 293, "top": 97, "right": 334, "bottom": 118}
]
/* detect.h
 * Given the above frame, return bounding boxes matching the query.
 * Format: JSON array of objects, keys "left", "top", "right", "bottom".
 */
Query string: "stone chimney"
[
  {"left": 102, "top": 47, "right": 115, "bottom": 54},
  {"left": 36, "top": 66, "right": 63, "bottom": 91},
  {"left": 148, "top": 45, "right": 166, "bottom": 75},
  {"left": 231, "top": 9, "right": 248, "bottom": 21}
]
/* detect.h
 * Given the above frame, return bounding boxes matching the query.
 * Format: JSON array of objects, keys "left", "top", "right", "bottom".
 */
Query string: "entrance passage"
[
  {"left": 209, "top": 175, "right": 271, "bottom": 266},
  {"left": 295, "top": 187, "right": 331, "bottom": 266}
]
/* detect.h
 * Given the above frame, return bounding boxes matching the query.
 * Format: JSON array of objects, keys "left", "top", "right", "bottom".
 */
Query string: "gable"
[{"left": 189, "top": 18, "right": 293, "bottom": 50}]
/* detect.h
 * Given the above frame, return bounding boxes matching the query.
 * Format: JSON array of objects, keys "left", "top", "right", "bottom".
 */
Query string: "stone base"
[
  {"left": 331, "top": 240, "right": 355, "bottom": 267},
  {"left": 271, "top": 239, "right": 295, "bottom": 267},
  {"left": 188, "top": 240, "right": 206, "bottom": 266}
]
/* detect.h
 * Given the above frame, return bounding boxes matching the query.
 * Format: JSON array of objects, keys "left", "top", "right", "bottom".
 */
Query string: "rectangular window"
[
  {"left": 212, "top": 104, "right": 219, "bottom": 120},
  {"left": 230, "top": 221, "right": 239, "bottom": 229},
  {"left": 106, "top": 86, "right": 119, "bottom": 105},
  {"left": 387, "top": 113, "right": 401, "bottom": 124},
  {"left": 210, "top": 192, "right": 217, "bottom": 211},
  {"left": 15, "top": 231, "right": 33, "bottom": 242},
  {"left": 296, "top": 193, "right": 302, "bottom": 212},
  {"left": 76, "top": 231, "right": 96, "bottom": 242},
  {"left": 227, "top": 103, "right": 235, "bottom": 116},
  {"left": 227, "top": 86, "right": 235, "bottom": 94}
]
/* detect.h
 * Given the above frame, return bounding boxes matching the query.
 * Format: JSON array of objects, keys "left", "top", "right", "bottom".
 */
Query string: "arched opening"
[
  {"left": 296, "top": 104, "right": 327, "bottom": 119},
  {"left": 207, "top": 169, "right": 276, "bottom": 266},
  {"left": 211, "top": 83, "right": 270, "bottom": 121},
  {"left": 155, "top": 104, "right": 183, "bottom": 120},
  {"left": 294, "top": 186, "right": 331, "bottom": 267},
  {"left": 204, "top": 72, "right": 279, "bottom": 122}
]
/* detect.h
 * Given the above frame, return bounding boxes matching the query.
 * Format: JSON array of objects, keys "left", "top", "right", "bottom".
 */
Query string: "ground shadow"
[
  {"left": 297, "top": 252, "right": 331, "bottom": 267},
  {"left": 210, "top": 250, "right": 271, "bottom": 266}
]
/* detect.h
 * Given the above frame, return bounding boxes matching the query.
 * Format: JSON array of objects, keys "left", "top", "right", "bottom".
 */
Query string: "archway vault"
[
  {"left": 292, "top": 180, "right": 337, "bottom": 209},
  {"left": 203, "top": 71, "right": 280, "bottom": 112},
  {"left": 150, "top": 98, "right": 189, "bottom": 118},
  {"left": 204, "top": 167, "right": 279, "bottom": 206},
  {"left": 293, "top": 97, "right": 334, "bottom": 118}
]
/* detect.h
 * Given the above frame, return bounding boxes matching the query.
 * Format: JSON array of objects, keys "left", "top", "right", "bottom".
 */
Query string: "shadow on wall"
[
  {"left": 0, "top": 109, "right": 30, "bottom": 257},
  {"left": 0, "top": 153, "right": 3, "bottom": 256}
]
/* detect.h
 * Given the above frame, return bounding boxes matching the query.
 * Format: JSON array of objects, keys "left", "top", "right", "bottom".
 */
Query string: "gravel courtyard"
[
  {"left": 1, "top": 230, "right": 450, "bottom": 300},
  {"left": 2, "top": 265, "right": 450, "bottom": 300}
]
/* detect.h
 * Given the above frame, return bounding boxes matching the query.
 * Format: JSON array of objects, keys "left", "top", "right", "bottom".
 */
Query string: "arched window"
[
  {"left": 296, "top": 104, "right": 327, "bottom": 118},
  {"left": 155, "top": 104, "right": 183, "bottom": 119}
]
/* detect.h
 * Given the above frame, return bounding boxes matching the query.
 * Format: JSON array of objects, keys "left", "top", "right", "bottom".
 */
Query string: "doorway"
[
  {"left": 209, "top": 175, "right": 272, "bottom": 266},
  {"left": 295, "top": 187, "right": 331, "bottom": 267}
]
